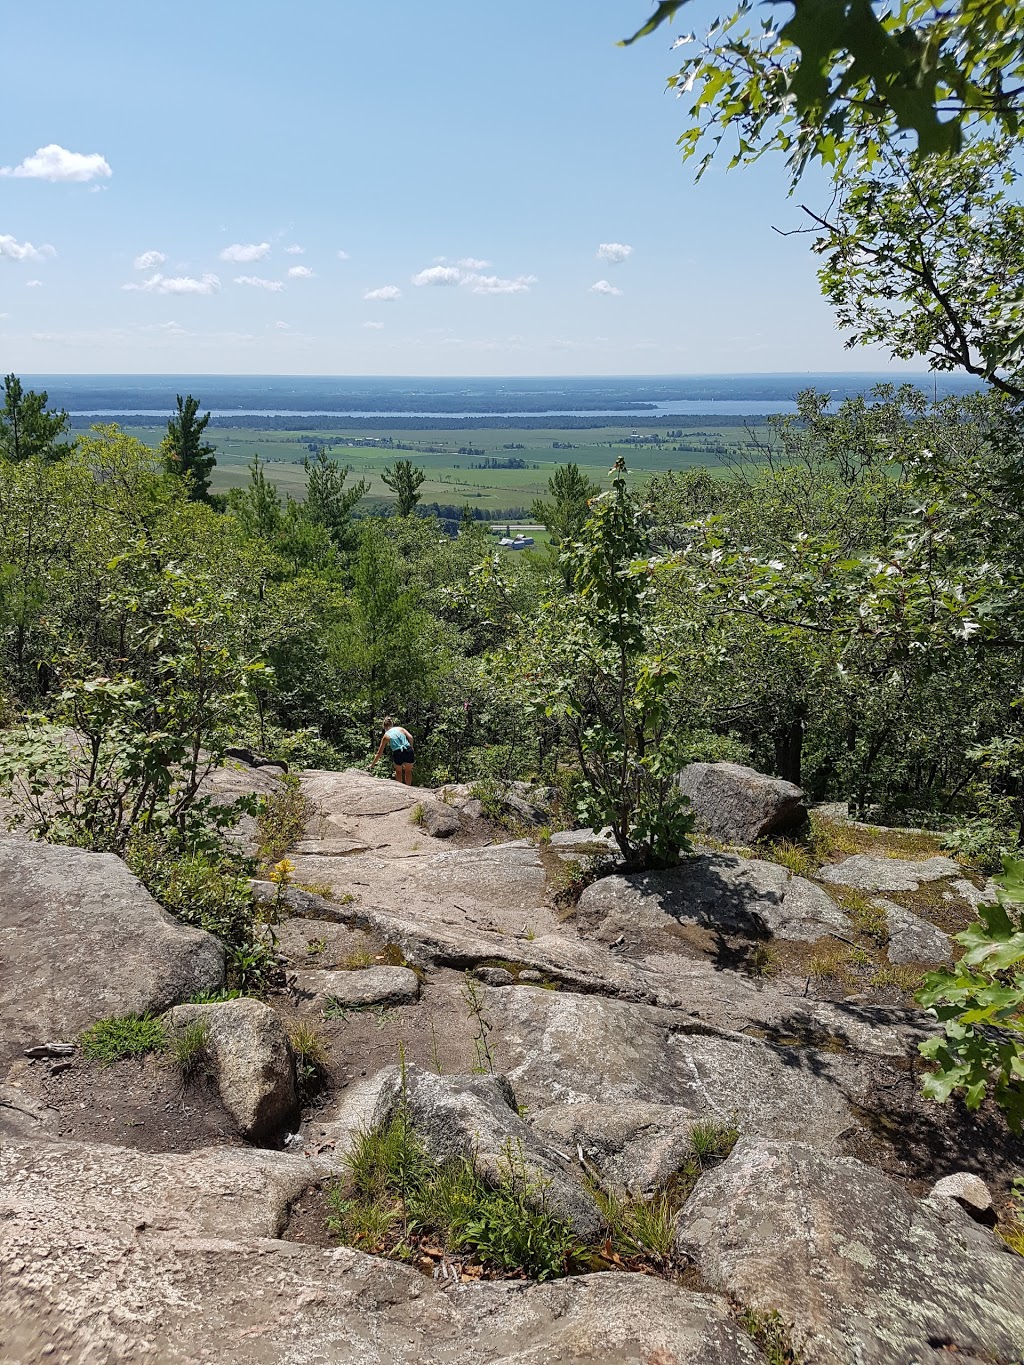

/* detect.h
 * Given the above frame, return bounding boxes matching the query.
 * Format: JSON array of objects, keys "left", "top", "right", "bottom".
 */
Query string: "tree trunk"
[{"left": 773, "top": 715, "right": 804, "bottom": 787}]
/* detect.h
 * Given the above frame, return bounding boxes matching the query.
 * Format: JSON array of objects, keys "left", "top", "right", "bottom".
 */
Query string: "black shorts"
[{"left": 391, "top": 747, "right": 414, "bottom": 767}]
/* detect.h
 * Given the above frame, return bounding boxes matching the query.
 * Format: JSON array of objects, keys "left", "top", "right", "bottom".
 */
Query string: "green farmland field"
[{"left": 121, "top": 420, "right": 765, "bottom": 513}]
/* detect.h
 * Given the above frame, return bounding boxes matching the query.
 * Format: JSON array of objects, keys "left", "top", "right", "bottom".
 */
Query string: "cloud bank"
[
  {"left": 412, "top": 262, "right": 537, "bottom": 294},
  {"left": 0, "top": 144, "right": 112, "bottom": 182}
]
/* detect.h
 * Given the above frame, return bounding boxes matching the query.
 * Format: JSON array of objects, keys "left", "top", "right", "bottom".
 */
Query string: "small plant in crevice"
[
  {"left": 290, "top": 1022, "right": 329, "bottom": 1101},
  {"left": 410, "top": 802, "right": 425, "bottom": 827},
  {"left": 736, "top": 1306, "right": 801, "bottom": 1365},
  {"left": 999, "top": 1179, "right": 1024, "bottom": 1256},
  {"left": 341, "top": 947, "right": 375, "bottom": 970},
  {"left": 79, "top": 1014, "right": 167, "bottom": 1065},
  {"left": 463, "top": 973, "right": 497, "bottom": 1074},
  {"left": 296, "top": 881, "right": 336, "bottom": 900},
  {"left": 168, "top": 1017, "right": 210, "bottom": 1086},
  {"left": 306, "top": 936, "right": 327, "bottom": 957},
  {"left": 834, "top": 885, "right": 890, "bottom": 946}
]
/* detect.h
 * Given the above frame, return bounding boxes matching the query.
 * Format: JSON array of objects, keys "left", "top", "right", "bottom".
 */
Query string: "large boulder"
[
  {"left": 167, "top": 998, "right": 296, "bottom": 1141},
  {"left": 676, "top": 761, "right": 807, "bottom": 845},
  {"left": 675, "top": 1137, "right": 1024, "bottom": 1365},
  {"left": 578, "top": 851, "right": 849, "bottom": 943},
  {"left": 487, "top": 988, "right": 856, "bottom": 1148},
  {"left": 0, "top": 836, "right": 224, "bottom": 1068}
]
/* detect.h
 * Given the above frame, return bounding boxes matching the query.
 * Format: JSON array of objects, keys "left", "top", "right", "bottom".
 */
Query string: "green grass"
[
  {"left": 331, "top": 1112, "right": 579, "bottom": 1280},
  {"left": 120, "top": 421, "right": 760, "bottom": 514},
  {"left": 256, "top": 774, "right": 313, "bottom": 866},
  {"left": 79, "top": 1014, "right": 167, "bottom": 1064},
  {"left": 290, "top": 1022, "right": 329, "bottom": 1100},
  {"left": 737, "top": 1307, "right": 801, "bottom": 1364}
]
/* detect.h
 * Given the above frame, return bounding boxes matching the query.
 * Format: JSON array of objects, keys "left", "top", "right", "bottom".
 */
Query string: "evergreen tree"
[
  {"left": 0, "top": 374, "right": 71, "bottom": 463},
  {"left": 381, "top": 459, "right": 425, "bottom": 516},
  {"left": 532, "top": 463, "right": 601, "bottom": 547},
  {"left": 162, "top": 394, "right": 217, "bottom": 502},
  {"left": 303, "top": 450, "right": 367, "bottom": 549}
]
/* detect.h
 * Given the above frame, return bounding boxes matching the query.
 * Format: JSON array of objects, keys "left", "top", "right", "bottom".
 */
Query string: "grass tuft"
[
  {"left": 168, "top": 1017, "right": 210, "bottom": 1085},
  {"left": 869, "top": 963, "right": 924, "bottom": 994},
  {"left": 79, "top": 1014, "right": 167, "bottom": 1065},
  {"left": 290, "top": 1022, "right": 329, "bottom": 1100},
  {"left": 765, "top": 839, "right": 818, "bottom": 880},
  {"left": 745, "top": 942, "right": 781, "bottom": 977}
]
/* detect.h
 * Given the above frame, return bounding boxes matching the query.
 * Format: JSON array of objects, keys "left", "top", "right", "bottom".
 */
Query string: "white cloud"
[
  {"left": 596, "top": 242, "right": 633, "bottom": 264},
  {"left": 465, "top": 273, "right": 537, "bottom": 295},
  {"left": 0, "top": 143, "right": 112, "bottom": 183},
  {"left": 123, "top": 272, "right": 221, "bottom": 296},
  {"left": 234, "top": 275, "right": 284, "bottom": 291},
  {"left": 287, "top": 265, "right": 314, "bottom": 279},
  {"left": 133, "top": 250, "right": 167, "bottom": 270},
  {"left": 413, "top": 265, "right": 462, "bottom": 287},
  {"left": 0, "top": 235, "right": 56, "bottom": 262},
  {"left": 283, "top": 244, "right": 304, "bottom": 255},
  {"left": 25, "top": 279, "right": 43, "bottom": 288},
  {"left": 274, "top": 320, "right": 291, "bottom": 329},
  {"left": 363, "top": 320, "right": 384, "bottom": 329},
  {"left": 364, "top": 285, "right": 401, "bottom": 302},
  {"left": 457, "top": 257, "right": 491, "bottom": 269},
  {"left": 219, "top": 242, "right": 271, "bottom": 263},
  {"left": 337, "top": 249, "right": 350, "bottom": 260},
  {"left": 412, "top": 263, "right": 536, "bottom": 294},
  {"left": 590, "top": 279, "right": 623, "bottom": 296}
]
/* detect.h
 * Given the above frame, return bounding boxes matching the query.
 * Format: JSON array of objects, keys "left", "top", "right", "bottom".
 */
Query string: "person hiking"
[{"left": 373, "top": 717, "right": 415, "bottom": 784}]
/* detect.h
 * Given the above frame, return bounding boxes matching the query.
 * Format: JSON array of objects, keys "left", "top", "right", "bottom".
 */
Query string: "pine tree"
[
  {"left": 381, "top": 459, "right": 425, "bottom": 517},
  {"left": 161, "top": 394, "right": 217, "bottom": 502},
  {"left": 0, "top": 374, "right": 71, "bottom": 463}
]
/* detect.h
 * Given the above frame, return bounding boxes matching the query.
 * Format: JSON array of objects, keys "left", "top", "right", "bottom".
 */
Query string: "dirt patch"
[
  {"left": 281, "top": 1180, "right": 336, "bottom": 1246},
  {"left": 18, "top": 1053, "right": 245, "bottom": 1153}
]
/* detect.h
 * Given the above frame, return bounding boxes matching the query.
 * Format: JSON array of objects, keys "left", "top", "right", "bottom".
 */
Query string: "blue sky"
[{"left": 0, "top": 0, "right": 897, "bottom": 376}]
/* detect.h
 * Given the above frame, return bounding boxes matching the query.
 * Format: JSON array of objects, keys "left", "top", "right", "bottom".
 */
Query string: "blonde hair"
[{"left": 382, "top": 716, "right": 395, "bottom": 728}]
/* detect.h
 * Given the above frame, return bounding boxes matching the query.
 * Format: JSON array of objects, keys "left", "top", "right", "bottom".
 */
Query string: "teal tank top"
[{"left": 386, "top": 727, "right": 410, "bottom": 752}]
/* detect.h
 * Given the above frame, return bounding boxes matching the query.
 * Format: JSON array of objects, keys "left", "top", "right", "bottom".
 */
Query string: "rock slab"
[
  {"left": 292, "top": 965, "right": 421, "bottom": 1010},
  {"left": 675, "top": 1137, "right": 1024, "bottom": 1365},
  {"left": 0, "top": 836, "right": 224, "bottom": 1068},
  {"left": 676, "top": 761, "right": 807, "bottom": 844},
  {"left": 819, "top": 854, "right": 960, "bottom": 893}
]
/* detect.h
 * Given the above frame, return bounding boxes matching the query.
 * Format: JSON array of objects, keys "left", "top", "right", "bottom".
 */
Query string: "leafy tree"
[
  {"left": 804, "top": 139, "right": 1024, "bottom": 397},
  {"left": 918, "top": 858, "right": 1024, "bottom": 1130},
  {"left": 162, "top": 394, "right": 217, "bottom": 502},
  {"left": 382, "top": 459, "right": 426, "bottom": 517},
  {"left": 526, "top": 459, "right": 693, "bottom": 869},
  {"left": 304, "top": 449, "right": 368, "bottom": 549},
  {"left": 0, "top": 374, "right": 70, "bottom": 463},
  {"left": 625, "top": 1, "right": 1024, "bottom": 178}
]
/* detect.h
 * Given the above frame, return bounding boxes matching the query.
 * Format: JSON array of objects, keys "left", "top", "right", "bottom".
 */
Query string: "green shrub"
[
  {"left": 79, "top": 1014, "right": 167, "bottom": 1064},
  {"left": 256, "top": 773, "right": 313, "bottom": 865},
  {"left": 126, "top": 835, "right": 276, "bottom": 993},
  {"left": 737, "top": 1307, "right": 800, "bottom": 1365}
]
